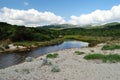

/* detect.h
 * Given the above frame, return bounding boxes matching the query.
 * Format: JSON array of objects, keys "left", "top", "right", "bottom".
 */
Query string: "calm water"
[{"left": 0, "top": 41, "right": 88, "bottom": 69}]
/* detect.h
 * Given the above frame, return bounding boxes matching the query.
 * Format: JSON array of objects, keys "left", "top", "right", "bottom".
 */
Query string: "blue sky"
[{"left": 0, "top": 0, "right": 120, "bottom": 26}]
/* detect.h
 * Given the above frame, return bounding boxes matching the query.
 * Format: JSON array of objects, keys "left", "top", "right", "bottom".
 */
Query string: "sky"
[{"left": 0, "top": 0, "right": 120, "bottom": 27}]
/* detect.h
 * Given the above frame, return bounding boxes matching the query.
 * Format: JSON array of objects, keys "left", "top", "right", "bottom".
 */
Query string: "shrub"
[
  {"left": 46, "top": 60, "right": 52, "bottom": 65},
  {"left": 42, "top": 58, "right": 52, "bottom": 65},
  {"left": 51, "top": 65, "right": 60, "bottom": 72},
  {"left": 102, "top": 45, "right": 120, "bottom": 50},
  {"left": 4, "top": 45, "right": 9, "bottom": 49},
  {"left": 84, "top": 53, "right": 120, "bottom": 63},
  {"left": 75, "top": 51, "right": 85, "bottom": 55},
  {"left": 46, "top": 53, "right": 58, "bottom": 58},
  {"left": 25, "top": 57, "right": 34, "bottom": 62}
]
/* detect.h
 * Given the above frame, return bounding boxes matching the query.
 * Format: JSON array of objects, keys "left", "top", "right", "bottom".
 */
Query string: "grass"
[
  {"left": 84, "top": 53, "right": 104, "bottom": 60},
  {"left": 64, "top": 35, "right": 108, "bottom": 47},
  {"left": 102, "top": 44, "right": 120, "bottom": 50},
  {"left": 103, "top": 54, "right": 120, "bottom": 63},
  {"left": 84, "top": 53, "right": 120, "bottom": 63},
  {"left": 46, "top": 53, "right": 58, "bottom": 58},
  {"left": 13, "top": 38, "right": 64, "bottom": 48},
  {"left": 75, "top": 51, "right": 85, "bottom": 55},
  {"left": 42, "top": 58, "right": 53, "bottom": 65},
  {"left": 51, "top": 65, "right": 60, "bottom": 72},
  {"left": 22, "top": 69, "right": 30, "bottom": 74}
]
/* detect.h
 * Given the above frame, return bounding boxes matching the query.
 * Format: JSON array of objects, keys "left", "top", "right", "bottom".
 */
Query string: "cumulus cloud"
[
  {"left": 24, "top": 2, "right": 29, "bottom": 6},
  {"left": 0, "top": 7, "right": 65, "bottom": 27},
  {"left": 68, "top": 5, "right": 120, "bottom": 25},
  {"left": 0, "top": 4, "right": 120, "bottom": 27}
]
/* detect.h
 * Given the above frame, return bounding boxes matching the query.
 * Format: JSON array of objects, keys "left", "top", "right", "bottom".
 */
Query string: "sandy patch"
[{"left": 0, "top": 43, "right": 120, "bottom": 80}]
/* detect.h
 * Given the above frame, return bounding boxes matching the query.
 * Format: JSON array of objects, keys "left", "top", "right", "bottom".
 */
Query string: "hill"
[{"left": 0, "top": 22, "right": 120, "bottom": 43}]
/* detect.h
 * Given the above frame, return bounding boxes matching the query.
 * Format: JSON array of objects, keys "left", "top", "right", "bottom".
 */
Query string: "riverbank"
[
  {"left": 0, "top": 35, "right": 108, "bottom": 53},
  {"left": 0, "top": 43, "right": 120, "bottom": 80},
  {"left": 0, "top": 38, "right": 64, "bottom": 53}
]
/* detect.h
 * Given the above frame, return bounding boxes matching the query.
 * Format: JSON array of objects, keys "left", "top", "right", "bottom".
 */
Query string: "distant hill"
[
  {"left": 41, "top": 24, "right": 80, "bottom": 29},
  {"left": 41, "top": 22, "right": 120, "bottom": 29},
  {"left": 103, "top": 22, "right": 120, "bottom": 26}
]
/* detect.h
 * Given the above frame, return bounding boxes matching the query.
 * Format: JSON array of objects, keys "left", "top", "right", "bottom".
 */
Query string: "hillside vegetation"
[{"left": 0, "top": 22, "right": 120, "bottom": 48}]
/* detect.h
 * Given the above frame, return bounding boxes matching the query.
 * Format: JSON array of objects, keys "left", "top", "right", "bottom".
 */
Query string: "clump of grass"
[
  {"left": 102, "top": 45, "right": 120, "bottom": 50},
  {"left": 84, "top": 53, "right": 104, "bottom": 60},
  {"left": 22, "top": 69, "right": 30, "bottom": 74},
  {"left": 90, "top": 50, "right": 94, "bottom": 52},
  {"left": 42, "top": 58, "right": 52, "bottom": 66},
  {"left": 84, "top": 53, "right": 120, "bottom": 63},
  {"left": 46, "top": 53, "right": 58, "bottom": 58},
  {"left": 0, "top": 46, "right": 4, "bottom": 51},
  {"left": 75, "top": 51, "right": 85, "bottom": 55},
  {"left": 103, "top": 54, "right": 120, "bottom": 63},
  {"left": 51, "top": 65, "right": 60, "bottom": 72}
]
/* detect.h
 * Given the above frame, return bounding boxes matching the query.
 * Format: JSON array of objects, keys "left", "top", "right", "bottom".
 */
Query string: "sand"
[{"left": 0, "top": 43, "right": 120, "bottom": 80}]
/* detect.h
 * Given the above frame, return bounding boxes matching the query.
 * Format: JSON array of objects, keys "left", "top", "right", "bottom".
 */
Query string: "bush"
[
  {"left": 75, "top": 51, "right": 85, "bottom": 55},
  {"left": 51, "top": 65, "right": 60, "bottom": 72},
  {"left": 4, "top": 45, "right": 9, "bottom": 49},
  {"left": 84, "top": 53, "right": 120, "bottom": 63},
  {"left": 46, "top": 53, "right": 58, "bottom": 58},
  {"left": 102, "top": 45, "right": 120, "bottom": 50}
]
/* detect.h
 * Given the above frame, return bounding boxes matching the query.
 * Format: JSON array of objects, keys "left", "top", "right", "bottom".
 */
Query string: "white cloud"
[
  {"left": 0, "top": 4, "right": 120, "bottom": 27},
  {"left": 0, "top": 7, "right": 65, "bottom": 27},
  {"left": 24, "top": 2, "right": 29, "bottom": 6},
  {"left": 68, "top": 4, "right": 120, "bottom": 25}
]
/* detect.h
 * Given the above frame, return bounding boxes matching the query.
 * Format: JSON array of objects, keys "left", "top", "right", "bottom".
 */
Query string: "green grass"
[
  {"left": 64, "top": 35, "right": 108, "bottom": 47},
  {"left": 46, "top": 53, "right": 58, "bottom": 58},
  {"left": 102, "top": 45, "right": 120, "bottom": 50},
  {"left": 13, "top": 38, "right": 64, "bottom": 48},
  {"left": 75, "top": 51, "right": 85, "bottom": 55},
  {"left": 84, "top": 53, "right": 104, "bottom": 60},
  {"left": 103, "top": 54, "right": 120, "bottom": 63},
  {"left": 84, "top": 53, "right": 120, "bottom": 63},
  {"left": 22, "top": 69, "right": 30, "bottom": 74},
  {"left": 51, "top": 65, "right": 60, "bottom": 72}
]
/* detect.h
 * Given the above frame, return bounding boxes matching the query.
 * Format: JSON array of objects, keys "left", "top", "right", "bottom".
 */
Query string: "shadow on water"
[{"left": 0, "top": 40, "right": 88, "bottom": 69}]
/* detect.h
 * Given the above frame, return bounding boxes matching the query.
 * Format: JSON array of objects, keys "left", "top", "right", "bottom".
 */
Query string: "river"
[{"left": 0, "top": 40, "right": 88, "bottom": 69}]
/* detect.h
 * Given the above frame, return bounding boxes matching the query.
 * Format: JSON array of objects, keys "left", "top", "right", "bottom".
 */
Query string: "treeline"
[
  {"left": 0, "top": 22, "right": 120, "bottom": 43},
  {"left": 0, "top": 22, "right": 59, "bottom": 42},
  {"left": 60, "top": 24, "right": 120, "bottom": 37}
]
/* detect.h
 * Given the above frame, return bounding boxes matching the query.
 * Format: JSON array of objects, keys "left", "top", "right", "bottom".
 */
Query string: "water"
[{"left": 0, "top": 41, "right": 88, "bottom": 69}]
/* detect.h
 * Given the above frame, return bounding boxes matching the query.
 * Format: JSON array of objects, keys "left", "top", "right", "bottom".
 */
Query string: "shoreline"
[
  {"left": 0, "top": 43, "right": 120, "bottom": 80},
  {"left": 0, "top": 44, "right": 31, "bottom": 53},
  {"left": 0, "top": 38, "right": 65, "bottom": 53}
]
